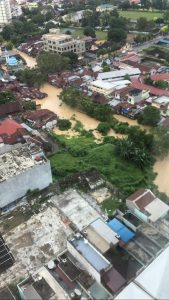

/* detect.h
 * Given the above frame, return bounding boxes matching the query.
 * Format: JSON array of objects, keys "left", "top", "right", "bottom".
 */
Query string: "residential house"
[
  {"left": 96, "top": 4, "right": 117, "bottom": 12},
  {"left": 126, "top": 188, "right": 169, "bottom": 223},
  {"left": 152, "top": 96, "right": 169, "bottom": 116},
  {"left": 127, "top": 88, "right": 149, "bottom": 104},
  {"left": 0, "top": 101, "right": 22, "bottom": 116},
  {"left": 62, "top": 10, "right": 92, "bottom": 24},
  {"left": 23, "top": 109, "right": 57, "bottom": 130}
]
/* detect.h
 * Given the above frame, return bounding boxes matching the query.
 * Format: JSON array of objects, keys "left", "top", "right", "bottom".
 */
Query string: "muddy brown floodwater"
[
  {"left": 18, "top": 51, "right": 169, "bottom": 196},
  {"left": 154, "top": 154, "right": 169, "bottom": 196}
]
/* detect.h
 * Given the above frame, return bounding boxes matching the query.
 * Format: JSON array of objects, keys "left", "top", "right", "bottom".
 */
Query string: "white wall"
[{"left": 0, "top": 161, "right": 52, "bottom": 209}]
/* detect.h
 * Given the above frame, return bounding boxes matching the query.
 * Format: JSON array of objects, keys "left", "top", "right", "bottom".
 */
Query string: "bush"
[
  {"left": 97, "top": 122, "right": 111, "bottom": 135},
  {"left": 57, "top": 119, "right": 71, "bottom": 131}
]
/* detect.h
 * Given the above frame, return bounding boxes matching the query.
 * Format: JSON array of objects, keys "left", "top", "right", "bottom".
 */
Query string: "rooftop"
[
  {"left": 145, "top": 198, "right": 169, "bottom": 222},
  {"left": 135, "top": 245, "right": 169, "bottom": 299},
  {"left": 108, "top": 218, "right": 135, "bottom": 243},
  {"left": 0, "top": 119, "right": 23, "bottom": 136},
  {"left": 101, "top": 267, "right": 126, "bottom": 294},
  {"left": 127, "top": 188, "right": 156, "bottom": 210},
  {"left": 0, "top": 206, "right": 72, "bottom": 289},
  {"left": 0, "top": 287, "right": 16, "bottom": 300},
  {"left": 70, "top": 235, "right": 111, "bottom": 272},
  {"left": 0, "top": 146, "right": 45, "bottom": 182},
  {"left": 50, "top": 189, "right": 102, "bottom": 230},
  {"left": 153, "top": 95, "right": 169, "bottom": 105},
  {"left": 115, "top": 282, "right": 153, "bottom": 300},
  {"left": 90, "top": 218, "right": 119, "bottom": 245},
  {"left": 97, "top": 68, "right": 141, "bottom": 81}
]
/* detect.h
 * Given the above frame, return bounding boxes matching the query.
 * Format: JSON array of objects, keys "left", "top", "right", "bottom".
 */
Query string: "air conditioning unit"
[{"left": 62, "top": 258, "right": 67, "bottom": 263}]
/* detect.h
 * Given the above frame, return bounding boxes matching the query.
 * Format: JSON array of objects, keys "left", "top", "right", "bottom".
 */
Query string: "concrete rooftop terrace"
[
  {"left": 50, "top": 189, "right": 102, "bottom": 230},
  {"left": 0, "top": 146, "right": 45, "bottom": 182}
]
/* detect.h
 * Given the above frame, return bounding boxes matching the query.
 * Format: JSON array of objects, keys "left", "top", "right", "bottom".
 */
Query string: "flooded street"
[
  {"left": 18, "top": 51, "right": 169, "bottom": 196},
  {"left": 36, "top": 83, "right": 100, "bottom": 131},
  {"left": 17, "top": 50, "right": 37, "bottom": 68},
  {"left": 154, "top": 154, "right": 169, "bottom": 196}
]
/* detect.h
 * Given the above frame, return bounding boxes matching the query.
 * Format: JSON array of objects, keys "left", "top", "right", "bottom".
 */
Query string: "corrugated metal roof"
[
  {"left": 108, "top": 218, "right": 135, "bottom": 243},
  {"left": 91, "top": 218, "right": 118, "bottom": 245}
]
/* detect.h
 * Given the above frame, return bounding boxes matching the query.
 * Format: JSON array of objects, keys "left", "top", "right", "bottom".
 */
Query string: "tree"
[
  {"left": 138, "top": 106, "right": 161, "bottom": 126},
  {"left": 5, "top": 41, "right": 13, "bottom": 50},
  {"left": 155, "top": 80, "right": 168, "bottom": 89},
  {"left": 37, "top": 52, "right": 70, "bottom": 74},
  {"left": 108, "top": 28, "right": 127, "bottom": 43},
  {"left": 83, "top": 26, "right": 96, "bottom": 38},
  {"left": 23, "top": 101, "right": 36, "bottom": 111},
  {"left": 57, "top": 119, "right": 71, "bottom": 130},
  {"left": 97, "top": 122, "right": 111, "bottom": 135},
  {"left": 62, "top": 52, "right": 78, "bottom": 67},
  {"left": 16, "top": 67, "right": 47, "bottom": 87},
  {"left": 0, "top": 91, "right": 16, "bottom": 105},
  {"left": 119, "top": 0, "right": 131, "bottom": 10}
]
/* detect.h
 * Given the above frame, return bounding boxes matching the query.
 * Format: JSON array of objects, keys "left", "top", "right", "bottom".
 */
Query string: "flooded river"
[{"left": 18, "top": 51, "right": 169, "bottom": 196}]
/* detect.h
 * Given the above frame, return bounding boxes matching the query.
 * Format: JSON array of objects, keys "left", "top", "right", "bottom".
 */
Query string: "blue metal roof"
[
  {"left": 159, "top": 40, "right": 169, "bottom": 44},
  {"left": 108, "top": 218, "right": 135, "bottom": 243}
]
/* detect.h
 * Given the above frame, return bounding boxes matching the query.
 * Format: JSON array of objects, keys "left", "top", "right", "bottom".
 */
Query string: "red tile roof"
[
  {"left": 150, "top": 73, "right": 169, "bottom": 81},
  {"left": 127, "top": 188, "right": 156, "bottom": 210},
  {"left": 127, "top": 188, "right": 147, "bottom": 201},
  {"left": 0, "top": 119, "right": 23, "bottom": 136},
  {"left": 131, "top": 78, "right": 169, "bottom": 96}
]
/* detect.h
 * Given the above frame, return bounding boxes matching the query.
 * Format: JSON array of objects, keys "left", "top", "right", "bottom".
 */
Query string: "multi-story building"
[
  {"left": 42, "top": 29, "right": 86, "bottom": 55},
  {"left": 0, "top": 0, "right": 11, "bottom": 27},
  {"left": 0, "top": 145, "right": 52, "bottom": 211}
]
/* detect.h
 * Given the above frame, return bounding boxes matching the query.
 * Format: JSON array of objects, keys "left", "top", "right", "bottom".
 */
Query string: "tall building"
[
  {"left": 0, "top": 0, "right": 12, "bottom": 27},
  {"left": 43, "top": 29, "right": 86, "bottom": 55}
]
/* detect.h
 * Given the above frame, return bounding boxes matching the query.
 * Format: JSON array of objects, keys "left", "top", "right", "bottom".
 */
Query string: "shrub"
[
  {"left": 97, "top": 122, "right": 111, "bottom": 135},
  {"left": 57, "top": 119, "right": 71, "bottom": 131}
]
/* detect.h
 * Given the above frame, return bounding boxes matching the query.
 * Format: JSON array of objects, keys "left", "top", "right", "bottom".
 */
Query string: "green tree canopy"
[
  {"left": 138, "top": 106, "right": 161, "bottom": 126},
  {"left": 83, "top": 26, "right": 96, "bottom": 38},
  {"left": 108, "top": 28, "right": 127, "bottom": 43},
  {"left": 37, "top": 52, "right": 70, "bottom": 74},
  {"left": 0, "top": 91, "right": 16, "bottom": 105}
]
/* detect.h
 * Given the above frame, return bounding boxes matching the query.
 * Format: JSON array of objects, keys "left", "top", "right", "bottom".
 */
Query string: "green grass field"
[
  {"left": 61, "top": 27, "right": 107, "bottom": 40},
  {"left": 49, "top": 135, "right": 154, "bottom": 197},
  {"left": 118, "top": 10, "right": 163, "bottom": 20}
]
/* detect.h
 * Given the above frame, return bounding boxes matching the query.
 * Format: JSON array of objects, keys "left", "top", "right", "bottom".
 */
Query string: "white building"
[
  {"left": 97, "top": 68, "right": 141, "bottom": 82},
  {"left": 0, "top": 145, "right": 52, "bottom": 210},
  {"left": 96, "top": 4, "right": 117, "bottom": 12},
  {"left": 126, "top": 188, "right": 169, "bottom": 223},
  {"left": 116, "top": 246, "right": 169, "bottom": 300},
  {"left": 0, "top": 0, "right": 11, "bottom": 27},
  {"left": 90, "top": 79, "right": 130, "bottom": 97},
  {"left": 62, "top": 10, "right": 92, "bottom": 24},
  {"left": 43, "top": 28, "right": 86, "bottom": 55}
]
